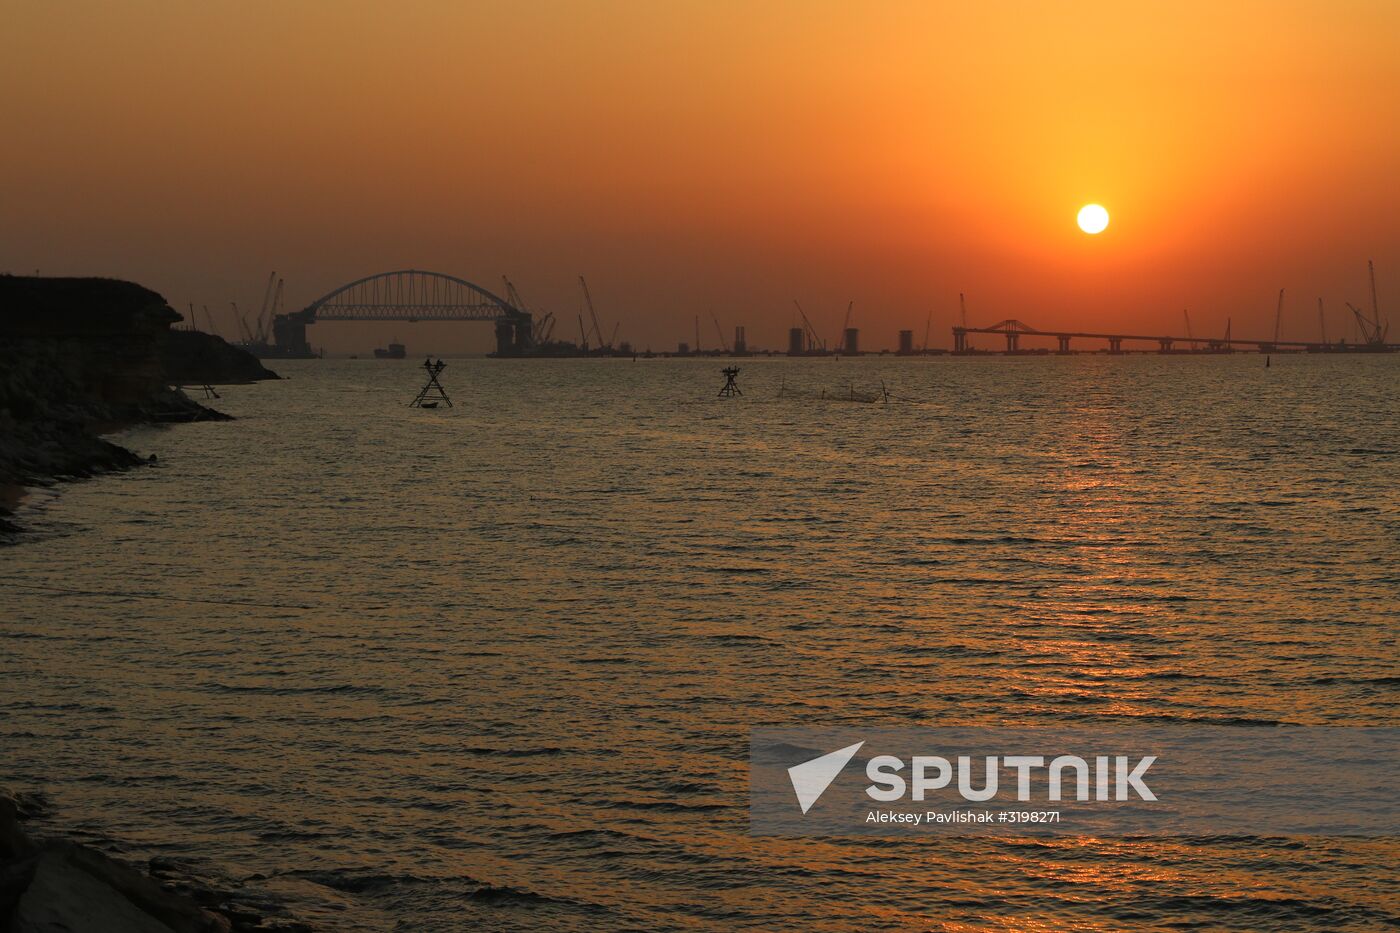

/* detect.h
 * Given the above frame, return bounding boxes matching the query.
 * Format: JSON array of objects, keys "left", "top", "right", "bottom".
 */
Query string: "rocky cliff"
[{"left": 162, "top": 329, "right": 279, "bottom": 385}]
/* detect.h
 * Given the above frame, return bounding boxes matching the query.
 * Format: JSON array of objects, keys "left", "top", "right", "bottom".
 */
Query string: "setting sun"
[{"left": 1077, "top": 204, "right": 1110, "bottom": 235}]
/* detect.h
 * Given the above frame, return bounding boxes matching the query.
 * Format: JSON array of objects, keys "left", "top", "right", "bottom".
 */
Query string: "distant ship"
[{"left": 374, "top": 341, "right": 406, "bottom": 359}]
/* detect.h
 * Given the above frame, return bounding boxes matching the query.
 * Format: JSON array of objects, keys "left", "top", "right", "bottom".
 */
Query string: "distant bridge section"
[
  {"left": 272, "top": 269, "right": 531, "bottom": 356},
  {"left": 301, "top": 270, "right": 519, "bottom": 321},
  {"left": 953, "top": 319, "right": 1395, "bottom": 354}
]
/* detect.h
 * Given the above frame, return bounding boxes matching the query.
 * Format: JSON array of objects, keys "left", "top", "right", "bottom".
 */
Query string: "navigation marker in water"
[
  {"left": 411, "top": 358, "right": 453, "bottom": 408},
  {"left": 719, "top": 366, "right": 742, "bottom": 397}
]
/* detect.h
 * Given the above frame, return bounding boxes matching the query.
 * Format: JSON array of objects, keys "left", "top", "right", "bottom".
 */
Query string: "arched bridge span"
[{"left": 272, "top": 270, "right": 532, "bottom": 357}]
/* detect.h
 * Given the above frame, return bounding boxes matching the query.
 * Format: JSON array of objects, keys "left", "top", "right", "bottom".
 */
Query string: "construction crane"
[
  {"left": 959, "top": 293, "right": 972, "bottom": 350},
  {"left": 1183, "top": 309, "right": 1196, "bottom": 350},
  {"left": 609, "top": 321, "right": 621, "bottom": 349},
  {"left": 202, "top": 305, "right": 218, "bottom": 337},
  {"left": 578, "top": 276, "right": 608, "bottom": 349},
  {"left": 534, "top": 311, "right": 555, "bottom": 343},
  {"left": 232, "top": 302, "right": 254, "bottom": 345},
  {"left": 792, "top": 300, "right": 825, "bottom": 351},
  {"left": 1369, "top": 259, "right": 1388, "bottom": 342},
  {"left": 256, "top": 268, "right": 274, "bottom": 334},
  {"left": 1318, "top": 298, "right": 1328, "bottom": 346},
  {"left": 1273, "top": 288, "right": 1284, "bottom": 345},
  {"left": 1336, "top": 261, "right": 1385, "bottom": 346},
  {"left": 1338, "top": 260, "right": 1390, "bottom": 347},
  {"left": 502, "top": 276, "right": 527, "bottom": 311},
  {"left": 711, "top": 313, "right": 729, "bottom": 352},
  {"left": 502, "top": 276, "right": 539, "bottom": 339},
  {"left": 251, "top": 272, "right": 277, "bottom": 344},
  {"left": 1346, "top": 302, "right": 1384, "bottom": 345},
  {"left": 694, "top": 315, "right": 702, "bottom": 353},
  {"left": 576, "top": 314, "right": 589, "bottom": 351},
  {"left": 839, "top": 300, "right": 854, "bottom": 352},
  {"left": 920, "top": 309, "right": 932, "bottom": 354},
  {"left": 265, "top": 278, "right": 284, "bottom": 342},
  {"left": 251, "top": 279, "right": 280, "bottom": 344}
]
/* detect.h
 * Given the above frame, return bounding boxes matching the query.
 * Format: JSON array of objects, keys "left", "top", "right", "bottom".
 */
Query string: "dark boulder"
[
  {"left": 9, "top": 843, "right": 232, "bottom": 933},
  {"left": 1, "top": 789, "right": 237, "bottom": 933},
  {"left": 0, "top": 796, "right": 34, "bottom": 862}
]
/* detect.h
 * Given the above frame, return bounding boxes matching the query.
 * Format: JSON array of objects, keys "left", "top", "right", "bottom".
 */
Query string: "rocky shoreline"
[
  {"left": 0, "top": 400, "right": 228, "bottom": 536},
  {"left": 2, "top": 276, "right": 312, "bottom": 929},
  {"left": 0, "top": 274, "right": 274, "bottom": 537},
  {"left": 1, "top": 791, "right": 312, "bottom": 933}
]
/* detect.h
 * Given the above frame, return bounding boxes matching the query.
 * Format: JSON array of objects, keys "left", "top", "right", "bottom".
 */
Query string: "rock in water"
[
  {"left": 11, "top": 848, "right": 179, "bottom": 933},
  {"left": 11, "top": 842, "right": 232, "bottom": 933},
  {"left": 0, "top": 796, "right": 34, "bottom": 862},
  {"left": 1, "top": 787, "right": 302, "bottom": 931}
]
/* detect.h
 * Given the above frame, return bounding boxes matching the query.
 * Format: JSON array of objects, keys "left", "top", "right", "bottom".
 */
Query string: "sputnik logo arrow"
[{"left": 788, "top": 741, "right": 864, "bottom": 814}]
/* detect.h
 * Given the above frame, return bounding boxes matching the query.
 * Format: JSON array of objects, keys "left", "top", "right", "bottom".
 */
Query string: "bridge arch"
[
  {"left": 296, "top": 269, "right": 522, "bottom": 323},
  {"left": 272, "top": 269, "right": 532, "bottom": 357}
]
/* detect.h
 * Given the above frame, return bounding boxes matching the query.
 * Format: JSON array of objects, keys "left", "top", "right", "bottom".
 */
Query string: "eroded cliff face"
[
  {"left": 1, "top": 276, "right": 181, "bottom": 404},
  {"left": 0, "top": 276, "right": 227, "bottom": 535}
]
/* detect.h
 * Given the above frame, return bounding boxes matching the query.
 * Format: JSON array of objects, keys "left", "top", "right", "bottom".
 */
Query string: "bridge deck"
[{"left": 953, "top": 325, "right": 1395, "bottom": 350}]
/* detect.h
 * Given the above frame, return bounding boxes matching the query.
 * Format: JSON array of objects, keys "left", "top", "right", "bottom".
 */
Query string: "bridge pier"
[
  {"left": 494, "top": 315, "right": 533, "bottom": 356},
  {"left": 494, "top": 320, "right": 515, "bottom": 356},
  {"left": 1158, "top": 338, "right": 1174, "bottom": 353},
  {"left": 1057, "top": 336, "right": 1071, "bottom": 354},
  {"left": 953, "top": 329, "right": 966, "bottom": 353},
  {"left": 1108, "top": 337, "right": 1123, "bottom": 354},
  {"left": 1005, "top": 332, "right": 1020, "bottom": 353},
  {"left": 272, "top": 314, "right": 312, "bottom": 358}
]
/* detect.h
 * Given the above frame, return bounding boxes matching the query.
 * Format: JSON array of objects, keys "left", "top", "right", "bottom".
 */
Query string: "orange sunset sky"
[{"left": 3, "top": 0, "right": 1398, "bottom": 353}]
